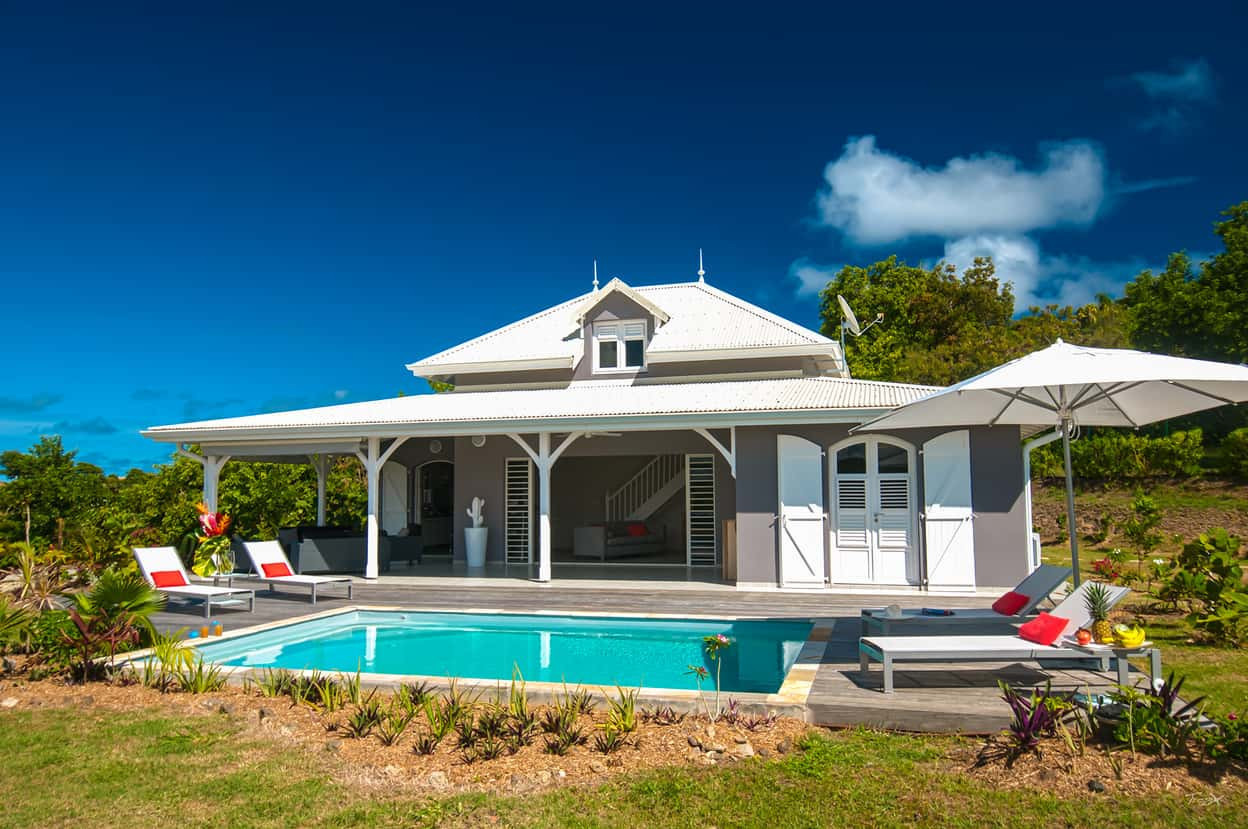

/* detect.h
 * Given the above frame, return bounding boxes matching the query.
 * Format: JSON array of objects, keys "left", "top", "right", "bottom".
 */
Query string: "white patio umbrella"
[{"left": 855, "top": 339, "right": 1248, "bottom": 584}]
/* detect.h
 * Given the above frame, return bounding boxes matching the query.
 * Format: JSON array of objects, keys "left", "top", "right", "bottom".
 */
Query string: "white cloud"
[
  {"left": 815, "top": 136, "right": 1106, "bottom": 245},
  {"left": 1128, "top": 59, "right": 1215, "bottom": 103},
  {"left": 789, "top": 258, "right": 842, "bottom": 297},
  {"left": 942, "top": 235, "right": 1150, "bottom": 310},
  {"left": 333, "top": 389, "right": 349, "bottom": 400}
]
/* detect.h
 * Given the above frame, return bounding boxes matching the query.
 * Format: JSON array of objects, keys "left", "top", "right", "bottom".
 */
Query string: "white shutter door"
[
  {"left": 778, "top": 435, "right": 826, "bottom": 586},
  {"left": 874, "top": 475, "right": 913, "bottom": 585},
  {"left": 922, "top": 430, "right": 976, "bottom": 589},
  {"left": 685, "top": 454, "right": 717, "bottom": 566},
  {"left": 504, "top": 458, "right": 533, "bottom": 564},
  {"left": 380, "top": 462, "right": 408, "bottom": 535},
  {"left": 832, "top": 476, "right": 870, "bottom": 583}
]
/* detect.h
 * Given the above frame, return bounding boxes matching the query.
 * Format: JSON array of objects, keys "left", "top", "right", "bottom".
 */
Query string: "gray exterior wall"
[
  {"left": 448, "top": 430, "right": 736, "bottom": 564},
  {"left": 733, "top": 424, "right": 1028, "bottom": 588}
]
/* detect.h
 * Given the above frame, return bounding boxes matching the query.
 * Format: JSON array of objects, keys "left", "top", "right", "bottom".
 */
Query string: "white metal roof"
[
  {"left": 406, "top": 280, "right": 840, "bottom": 376},
  {"left": 144, "top": 377, "right": 938, "bottom": 444}
]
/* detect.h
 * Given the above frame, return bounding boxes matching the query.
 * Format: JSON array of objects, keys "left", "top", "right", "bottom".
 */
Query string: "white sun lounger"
[
  {"left": 241, "top": 540, "right": 354, "bottom": 604},
  {"left": 859, "top": 583, "right": 1131, "bottom": 693},
  {"left": 133, "top": 546, "right": 255, "bottom": 619},
  {"left": 860, "top": 564, "right": 1074, "bottom": 635}
]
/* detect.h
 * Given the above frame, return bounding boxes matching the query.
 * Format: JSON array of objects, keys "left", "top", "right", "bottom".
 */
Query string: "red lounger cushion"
[
  {"left": 626, "top": 523, "right": 648, "bottom": 537},
  {"left": 1018, "top": 612, "right": 1070, "bottom": 646},
  {"left": 261, "top": 562, "right": 293, "bottom": 578},
  {"left": 151, "top": 570, "right": 187, "bottom": 588},
  {"left": 991, "top": 590, "right": 1030, "bottom": 616}
]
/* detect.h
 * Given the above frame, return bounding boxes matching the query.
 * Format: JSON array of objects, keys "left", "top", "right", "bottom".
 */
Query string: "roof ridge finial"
[
  {"left": 592, "top": 259, "right": 600, "bottom": 292},
  {"left": 697, "top": 248, "right": 705, "bottom": 283}
]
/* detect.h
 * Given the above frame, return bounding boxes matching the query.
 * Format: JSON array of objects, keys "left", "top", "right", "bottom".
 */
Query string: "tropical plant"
[
  {"left": 1121, "top": 491, "right": 1163, "bottom": 581},
  {"left": 253, "top": 667, "right": 295, "bottom": 698},
  {"left": 140, "top": 628, "right": 194, "bottom": 690},
  {"left": 1110, "top": 674, "right": 1206, "bottom": 758},
  {"left": 687, "top": 633, "right": 733, "bottom": 720},
  {"left": 605, "top": 685, "right": 639, "bottom": 734},
  {"left": 61, "top": 569, "right": 166, "bottom": 679},
  {"left": 412, "top": 730, "right": 440, "bottom": 755},
  {"left": 175, "top": 657, "right": 227, "bottom": 694},
  {"left": 977, "top": 682, "right": 1083, "bottom": 768},
  {"left": 1222, "top": 427, "right": 1248, "bottom": 479},
  {"left": 1157, "top": 528, "right": 1247, "bottom": 645},
  {"left": 640, "top": 706, "right": 686, "bottom": 726},
  {"left": 454, "top": 712, "right": 480, "bottom": 748},
  {"left": 476, "top": 733, "right": 506, "bottom": 761},
  {"left": 343, "top": 695, "right": 385, "bottom": 739},
  {"left": 594, "top": 727, "right": 628, "bottom": 754},
  {"left": 395, "top": 680, "right": 433, "bottom": 716},
  {"left": 0, "top": 595, "right": 35, "bottom": 652},
  {"left": 190, "top": 503, "right": 233, "bottom": 577},
  {"left": 376, "top": 708, "right": 414, "bottom": 746},
  {"left": 12, "top": 542, "right": 65, "bottom": 611},
  {"left": 422, "top": 695, "right": 457, "bottom": 741}
]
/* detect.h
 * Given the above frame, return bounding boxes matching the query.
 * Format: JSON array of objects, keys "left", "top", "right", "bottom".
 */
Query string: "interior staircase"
[{"left": 604, "top": 454, "right": 685, "bottom": 522}]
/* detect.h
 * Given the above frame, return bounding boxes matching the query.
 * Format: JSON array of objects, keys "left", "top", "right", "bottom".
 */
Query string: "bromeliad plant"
[
  {"left": 686, "top": 633, "right": 733, "bottom": 721},
  {"left": 977, "top": 682, "right": 1085, "bottom": 768},
  {"left": 191, "top": 503, "right": 233, "bottom": 577}
]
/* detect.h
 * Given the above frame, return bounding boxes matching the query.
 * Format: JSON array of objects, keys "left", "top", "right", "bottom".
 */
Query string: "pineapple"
[{"left": 1084, "top": 582, "right": 1114, "bottom": 644}]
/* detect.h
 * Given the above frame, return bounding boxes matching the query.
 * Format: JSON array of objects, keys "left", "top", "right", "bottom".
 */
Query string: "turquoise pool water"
[{"left": 194, "top": 610, "right": 812, "bottom": 694}]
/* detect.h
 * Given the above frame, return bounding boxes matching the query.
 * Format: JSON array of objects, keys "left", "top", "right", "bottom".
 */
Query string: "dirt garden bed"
[
  {"left": 0, "top": 676, "right": 814, "bottom": 795},
  {"left": 955, "top": 733, "right": 1248, "bottom": 799}
]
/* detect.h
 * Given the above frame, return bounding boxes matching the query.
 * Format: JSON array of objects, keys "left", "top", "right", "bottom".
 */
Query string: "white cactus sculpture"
[{"left": 466, "top": 497, "right": 486, "bottom": 529}]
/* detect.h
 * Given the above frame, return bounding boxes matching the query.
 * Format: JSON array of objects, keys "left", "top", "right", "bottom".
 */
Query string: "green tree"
[
  {"left": 816, "top": 257, "right": 1129, "bottom": 386},
  {"left": 1125, "top": 202, "right": 1248, "bottom": 363},
  {"left": 0, "top": 436, "right": 107, "bottom": 547}
]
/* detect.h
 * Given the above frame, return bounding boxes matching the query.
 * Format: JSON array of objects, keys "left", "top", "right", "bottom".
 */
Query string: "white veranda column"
[
  {"left": 357, "top": 437, "right": 408, "bottom": 580},
  {"left": 198, "top": 454, "right": 229, "bottom": 512},
  {"left": 507, "top": 431, "right": 581, "bottom": 583},
  {"left": 537, "top": 433, "right": 552, "bottom": 582},
  {"left": 364, "top": 438, "right": 381, "bottom": 579}
]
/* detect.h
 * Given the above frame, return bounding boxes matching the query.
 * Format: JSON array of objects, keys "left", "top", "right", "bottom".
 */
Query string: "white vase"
[{"left": 464, "top": 527, "right": 488, "bottom": 568}]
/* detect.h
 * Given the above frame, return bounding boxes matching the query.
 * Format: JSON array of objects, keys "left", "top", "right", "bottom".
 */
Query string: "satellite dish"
[{"left": 837, "top": 295, "right": 862, "bottom": 336}]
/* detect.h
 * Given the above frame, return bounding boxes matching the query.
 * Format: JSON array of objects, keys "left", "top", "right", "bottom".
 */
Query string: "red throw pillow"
[
  {"left": 150, "top": 570, "right": 187, "bottom": 588},
  {"left": 1018, "top": 612, "right": 1070, "bottom": 646},
  {"left": 626, "top": 523, "right": 648, "bottom": 538},
  {"left": 991, "top": 590, "right": 1030, "bottom": 616},
  {"left": 262, "top": 562, "right": 293, "bottom": 578}
]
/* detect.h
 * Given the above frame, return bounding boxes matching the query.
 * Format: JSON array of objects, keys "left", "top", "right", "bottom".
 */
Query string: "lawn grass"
[{"left": 2, "top": 706, "right": 1247, "bottom": 828}]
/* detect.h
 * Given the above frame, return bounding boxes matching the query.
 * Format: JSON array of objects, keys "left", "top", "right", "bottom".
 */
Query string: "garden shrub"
[
  {"left": 1222, "top": 427, "right": 1248, "bottom": 479},
  {"left": 1031, "top": 428, "right": 1205, "bottom": 480},
  {"left": 1156, "top": 528, "right": 1247, "bottom": 646}
]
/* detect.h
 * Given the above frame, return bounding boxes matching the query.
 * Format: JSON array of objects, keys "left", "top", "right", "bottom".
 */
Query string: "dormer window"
[{"left": 594, "top": 320, "right": 646, "bottom": 372}]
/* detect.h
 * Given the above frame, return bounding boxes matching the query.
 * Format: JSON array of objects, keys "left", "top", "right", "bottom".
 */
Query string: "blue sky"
[{"left": 1, "top": 3, "right": 1245, "bottom": 473}]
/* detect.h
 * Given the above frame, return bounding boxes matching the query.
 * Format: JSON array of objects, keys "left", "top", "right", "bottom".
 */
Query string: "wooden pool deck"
[{"left": 150, "top": 581, "right": 1138, "bottom": 734}]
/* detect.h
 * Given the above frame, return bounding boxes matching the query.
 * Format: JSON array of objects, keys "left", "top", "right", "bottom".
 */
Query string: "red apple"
[{"left": 1076, "top": 628, "right": 1093, "bottom": 645}]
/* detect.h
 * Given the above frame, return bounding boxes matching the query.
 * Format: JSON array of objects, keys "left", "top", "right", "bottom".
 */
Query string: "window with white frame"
[{"left": 593, "top": 320, "right": 646, "bottom": 372}]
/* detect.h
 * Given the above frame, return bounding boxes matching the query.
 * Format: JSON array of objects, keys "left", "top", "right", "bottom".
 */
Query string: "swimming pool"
[{"left": 193, "top": 610, "right": 812, "bottom": 694}]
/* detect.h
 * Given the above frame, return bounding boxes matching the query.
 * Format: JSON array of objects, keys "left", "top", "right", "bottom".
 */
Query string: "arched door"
[{"left": 829, "top": 437, "right": 917, "bottom": 585}]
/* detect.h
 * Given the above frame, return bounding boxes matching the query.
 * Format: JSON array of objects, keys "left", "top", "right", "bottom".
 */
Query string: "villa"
[{"left": 143, "top": 271, "right": 1034, "bottom": 592}]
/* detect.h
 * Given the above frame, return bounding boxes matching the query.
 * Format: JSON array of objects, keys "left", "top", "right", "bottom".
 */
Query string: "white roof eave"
[{"left": 142, "top": 407, "right": 901, "bottom": 445}]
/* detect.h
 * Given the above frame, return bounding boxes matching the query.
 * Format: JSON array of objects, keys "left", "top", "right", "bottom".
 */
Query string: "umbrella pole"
[{"left": 1061, "top": 418, "right": 1080, "bottom": 587}]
